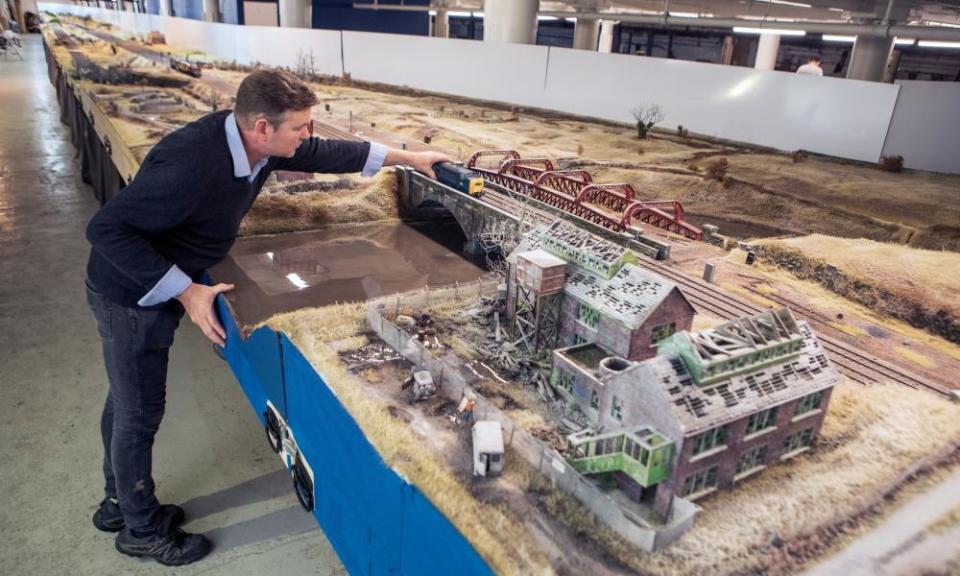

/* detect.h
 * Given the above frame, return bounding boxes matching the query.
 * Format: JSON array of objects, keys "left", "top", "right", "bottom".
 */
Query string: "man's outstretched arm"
[
  {"left": 383, "top": 148, "right": 451, "bottom": 179},
  {"left": 274, "top": 138, "right": 451, "bottom": 179}
]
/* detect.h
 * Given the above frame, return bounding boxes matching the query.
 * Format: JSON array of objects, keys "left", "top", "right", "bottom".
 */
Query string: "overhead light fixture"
[
  {"left": 739, "top": 15, "right": 797, "bottom": 22},
  {"left": 428, "top": 10, "right": 436, "bottom": 16},
  {"left": 537, "top": 15, "right": 558, "bottom": 21},
  {"left": 918, "top": 40, "right": 960, "bottom": 48},
  {"left": 923, "top": 20, "right": 960, "bottom": 28},
  {"left": 669, "top": 11, "right": 701, "bottom": 18},
  {"left": 447, "top": 11, "right": 472, "bottom": 18},
  {"left": 894, "top": 37, "right": 915, "bottom": 45},
  {"left": 564, "top": 17, "right": 577, "bottom": 23},
  {"left": 822, "top": 34, "right": 855, "bottom": 42},
  {"left": 733, "top": 27, "right": 806, "bottom": 36},
  {"left": 828, "top": 7, "right": 845, "bottom": 12},
  {"left": 755, "top": 0, "right": 812, "bottom": 7}
]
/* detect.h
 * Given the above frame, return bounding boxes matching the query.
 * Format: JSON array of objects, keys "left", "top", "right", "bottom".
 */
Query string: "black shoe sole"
[
  {"left": 93, "top": 505, "right": 186, "bottom": 533},
  {"left": 115, "top": 542, "right": 210, "bottom": 567}
]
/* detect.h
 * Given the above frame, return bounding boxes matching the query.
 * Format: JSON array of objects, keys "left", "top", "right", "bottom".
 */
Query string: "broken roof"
[
  {"left": 544, "top": 220, "right": 626, "bottom": 265},
  {"left": 665, "top": 308, "right": 807, "bottom": 386},
  {"left": 508, "top": 224, "right": 685, "bottom": 329},
  {"left": 618, "top": 321, "right": 838, "bottom": 435},
  {"left": 564, "top": 262, "right": 680, "bottom": 330}
]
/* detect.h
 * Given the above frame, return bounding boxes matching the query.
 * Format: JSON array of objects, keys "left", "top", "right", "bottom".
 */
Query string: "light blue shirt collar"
[{"left": 225, "top": 112, "right": 269, "bottom": 182}]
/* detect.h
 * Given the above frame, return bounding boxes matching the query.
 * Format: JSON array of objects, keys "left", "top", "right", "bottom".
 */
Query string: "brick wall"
[
  {"left": 668, "top": 386, "right": 834, "bottom": 504},
  {"left": 627, "top": 288, "right": 695, "bottom": 362}
]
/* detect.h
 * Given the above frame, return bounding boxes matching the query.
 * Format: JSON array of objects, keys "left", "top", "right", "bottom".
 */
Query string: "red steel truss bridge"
[{"left": 466, "top": 150, "right": 702, "bottom": 241}]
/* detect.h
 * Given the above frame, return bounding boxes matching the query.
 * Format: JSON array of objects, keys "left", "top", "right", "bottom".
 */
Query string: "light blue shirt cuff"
[
  {"left": 138, "top": 265, "right": 192, "bottom": 307},
  {"left": 361, "top": 142, "right": 388, "bottom": 177}
]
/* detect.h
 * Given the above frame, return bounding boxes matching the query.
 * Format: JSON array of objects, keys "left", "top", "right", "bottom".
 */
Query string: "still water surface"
[{"left": 211, "top": 220, "right": 488, "bottom": 327}]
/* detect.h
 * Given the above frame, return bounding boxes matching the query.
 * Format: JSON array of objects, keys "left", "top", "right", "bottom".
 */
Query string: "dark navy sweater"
[{"left": 86, "top": 110, "right": 372, "bottom": 308}]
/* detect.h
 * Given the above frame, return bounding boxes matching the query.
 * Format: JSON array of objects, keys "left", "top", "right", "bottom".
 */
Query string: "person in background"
[{"left": 797, "top": 55, "right": 824, "bottom": 76}]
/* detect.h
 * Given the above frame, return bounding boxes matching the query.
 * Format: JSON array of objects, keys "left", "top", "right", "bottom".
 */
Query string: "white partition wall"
[
  {"left": 882, "top": 81, "right": 960, "bottom": 174},
  {"left": 342, "top": 31, "right": 550, "bottom": 108},
  {"left": 35, "top": 3, "right": 960, "bottom": 173},
  {"left": 540, "top": 47, "right": 900, "bottom": 164},
  {"left": 162, "top": 18, "right": 233, "bottom": 60},
  {"left": 236, "top": 26, "right": 341, "bottom": 73}
]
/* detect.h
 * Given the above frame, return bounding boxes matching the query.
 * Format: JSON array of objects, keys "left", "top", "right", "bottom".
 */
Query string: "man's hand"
[
  {"left": 409, "top": 151, "right": 453, "bottom": 179},
  {"left": 384, "top": 149, "right": 452, "bottom": 179},
  {"left": 176, "top": 282, "right": 234, "bottom": 346}
]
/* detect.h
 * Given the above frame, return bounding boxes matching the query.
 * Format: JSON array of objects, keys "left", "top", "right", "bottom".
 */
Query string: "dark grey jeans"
[{"left": 86, "top": 281, "right": 184, "bottom": 531}]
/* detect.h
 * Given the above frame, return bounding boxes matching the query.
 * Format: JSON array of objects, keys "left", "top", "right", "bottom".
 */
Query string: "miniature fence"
[
  {"left": 365, "top": 289, "right": 699, "bottom": 552},
  {"left": 370, "top": 276, "right": 501, "bottom": 318}
]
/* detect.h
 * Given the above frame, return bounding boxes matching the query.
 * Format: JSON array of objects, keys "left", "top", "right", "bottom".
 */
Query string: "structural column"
[
  {"left": 202, "top": 0, "right": 220, "bottom": 22},
  {"left": 279, "top": 0, "right": 308, "bottom": 28},
  {"left": 433, "top": 8, "right": 449, "bottom": 38},
  {"left": 720, "top": 35, "right": 734, "bottom": 65},
  {"left": 158, "top": 0, "right": 171, "bottom": 17},
  {"left": 847, "top": 34, "right": 895, "bottom": 82},
  {"left": 754, "top": 32, "right": 780, "bottom": 70},
  {"left": 597, "top": 19, "right": 615, "bottom": 53},
  {"left": 572, "top": 17, "right": 600, "bottom": 50},
  {"left": 483, "top": 0, "right": 538, "bottom": 45}
]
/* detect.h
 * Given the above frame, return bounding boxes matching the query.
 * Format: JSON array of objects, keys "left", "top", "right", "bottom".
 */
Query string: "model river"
[{"left": 210, "top": 220, "right": 488, "bottom": 327}]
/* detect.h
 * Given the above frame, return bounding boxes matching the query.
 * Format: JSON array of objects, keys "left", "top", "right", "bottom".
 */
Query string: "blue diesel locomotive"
[{"left": 432, "top": 162, "right": 484, "bottom": 197}]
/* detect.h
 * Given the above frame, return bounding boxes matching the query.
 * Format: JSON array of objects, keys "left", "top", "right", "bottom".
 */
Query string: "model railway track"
[
  {"left": 69, "top": 27, "right": 949, "bottom": 398},
  {"left": 310, "top": 120, "right": 363, "bottom": 142},
  {"left": 637, "top": 257, "right": 952, "bottom": 397},
  {"left": 467, "top": 150, "right": 703, "bottom": 241},
  {"left": 473, "top": 184, "right": 943, "bottom": 393}
]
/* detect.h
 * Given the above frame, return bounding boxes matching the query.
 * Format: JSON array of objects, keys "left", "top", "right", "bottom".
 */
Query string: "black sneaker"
[
  {"left": 93, "top": 498, "right": 186, "bottom": 533},
  {"left": 115, "top": 516, "right": 212, "bottom": 566}
]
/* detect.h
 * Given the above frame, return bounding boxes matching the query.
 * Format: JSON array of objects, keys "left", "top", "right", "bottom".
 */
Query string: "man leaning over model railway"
[{"left": 84, "top": 68, "right": 449, "bottom": 566}]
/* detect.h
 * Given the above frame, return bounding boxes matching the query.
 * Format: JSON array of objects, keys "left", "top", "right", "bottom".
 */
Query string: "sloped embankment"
[{"left": 754, "top": 236, "right": 960, "bottom": 344}]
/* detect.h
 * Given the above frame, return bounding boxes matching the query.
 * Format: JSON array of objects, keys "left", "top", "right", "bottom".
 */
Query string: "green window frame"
[
  {"left": 573, "top": 333, "right": 588, "bottom": 345},
  {"left": 553, "top": 369, "right": 574, "bottom": 394},
  {"left": 611, "top": 396, "right": 623, "bottom": 421},
  {"left": 794, "top": 391, "right": 824, "bottom": 416},
  {"left": 651, "top": 322, "right": 676, "bottom": 344},
  {"left": 692, "top": 425, "right": 728, "bottom": 455},
  {"left": 746, "top": 407, "right": 778, "bottom": 436},
  {"left": 736, "top": 445, "right": 768, "bottom": 475},
  {"left": 682, "top": 466, "right": 718, "bottom": 496},
  {"left": 577, "top": 302, "right": 600, "bottom": 329},
  {"left": 784, "top": 428, "right": 814, "bottom": 453}
]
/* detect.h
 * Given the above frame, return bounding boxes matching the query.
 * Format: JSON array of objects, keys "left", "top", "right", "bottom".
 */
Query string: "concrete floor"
[{"left": 0, "top": 36, "right": 345, "bottom": 575}]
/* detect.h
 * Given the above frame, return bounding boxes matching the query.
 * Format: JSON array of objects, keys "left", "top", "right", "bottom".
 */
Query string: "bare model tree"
[
  {"left": 629, "top": 103, "right": 664, "bottom": 139},
  {"left": 208, "top": 90, "right": 221, "bottom": 113},
  {"left": 477, "top": 192, "right": 539, "bottom": 277},
  {"left": 296, "top": 49, "right": 317, "bottom": 79}
]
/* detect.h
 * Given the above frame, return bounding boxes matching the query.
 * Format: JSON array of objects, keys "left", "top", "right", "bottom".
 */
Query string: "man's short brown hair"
[{"left": 234, "top": 69, "right": 318, "bottom": 128}]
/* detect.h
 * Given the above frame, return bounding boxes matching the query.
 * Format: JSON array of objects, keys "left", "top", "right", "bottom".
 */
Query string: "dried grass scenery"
[{"left": 45, "top": 15, "right": 960, "bottom": 576}]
